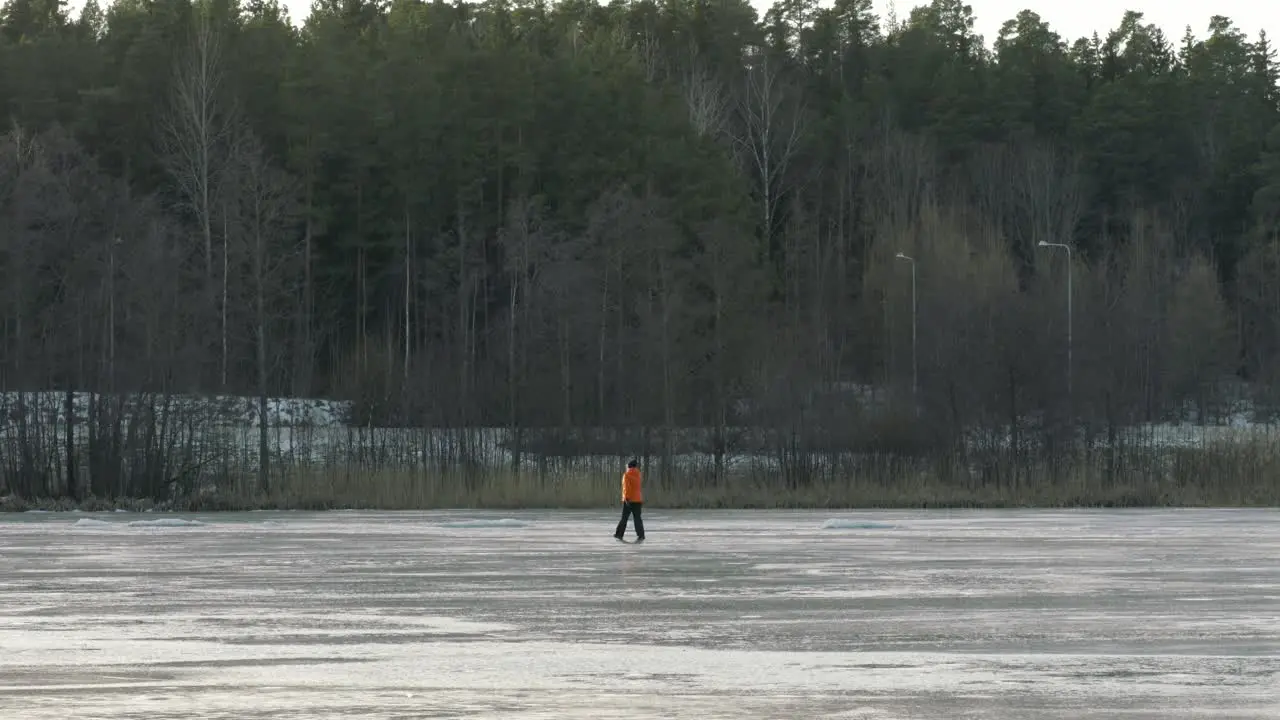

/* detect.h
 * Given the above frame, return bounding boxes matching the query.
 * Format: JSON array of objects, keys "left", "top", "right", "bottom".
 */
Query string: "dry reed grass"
[{"left": 4, "top": 436, "right": 1279, "bottom": 512}]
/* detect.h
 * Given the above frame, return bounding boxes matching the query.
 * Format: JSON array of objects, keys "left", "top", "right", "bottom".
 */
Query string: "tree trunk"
[
  {"left": 457, "top": 193, "right": 471, "bottom": 428},
  {"left": 508, "top": 265, "right": 519, "bottom": 473},
  {"left": 300, "top": 168, "right": 314, "bottom": 396},
  {"left": 255, "top": 196, "right": 270, "bottom": 496},
  {"left": 560, "top": 318, "right": 572, "bottom": 430},
  {"left": 357, "top": 181, "right": 367, "bottom": 375},
  {"left": 221, "top": 203, "right": 229, "bottom": 389},
  {"left": 404, "top": 205, "right": 411, "bottom": 380},
  {"left": 658, "top": 253, "right": 674, "bottom": 486},
  {"left": 597, "top": 262, "right": 609, "bottom": 424},
  {"left": 64, "top": 387, "right": 76, "bottom": 500},
  {"left": 1008, "top": 361, "right": 1019, "bottom": 492}
]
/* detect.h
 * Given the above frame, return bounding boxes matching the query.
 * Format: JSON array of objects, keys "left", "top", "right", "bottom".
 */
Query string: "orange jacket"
[{"left": 622, "top": 467, "right": 643, "bottom": 503}]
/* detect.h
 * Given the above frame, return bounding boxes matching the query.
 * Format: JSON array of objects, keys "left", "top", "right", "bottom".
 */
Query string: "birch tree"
[
  {"left": 683, "top": 59, "right": 730, "bottom": 139},
  {"left": 733, "top": 49, "right": 806, "bottom": 264},
  {"left": 225, "top": 130, "right": 302, "bottom": 494},
  {"left": 160, "top": 7, "right": 237, "bottom": 278}
]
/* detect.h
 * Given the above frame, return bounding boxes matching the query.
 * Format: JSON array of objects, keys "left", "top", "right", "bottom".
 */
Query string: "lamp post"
[
  {"left": 895, "top": 252, "right": 917, "bottom": 410},
  {"left": 1038, "top": 241, "right": 1072, "bottom": 397}
]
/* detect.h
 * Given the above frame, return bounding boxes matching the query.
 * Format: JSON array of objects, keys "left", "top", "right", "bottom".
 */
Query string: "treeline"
[{"left": 2, "top": 0, "right": 1280, "bottom": 505}]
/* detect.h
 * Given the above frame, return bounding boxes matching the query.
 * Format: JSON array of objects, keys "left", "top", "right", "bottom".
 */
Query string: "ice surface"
[
  {"left": 126, "top": 519, "right": 206, "bottom": 528},
  {"left": 438, "top": 518, "right": 530, "bottom": 528},
  {"left": 1, "top": 509, "right": 1278, "bottom": 719},
  {"left": 68, "top": 518, "right": 209, "bottom": 531},
  {"left": 821, "top": 518, "right": 898, "bottom": 530},
  {"left": 70, "top": 518, "right": 114, "bottom": 528}
]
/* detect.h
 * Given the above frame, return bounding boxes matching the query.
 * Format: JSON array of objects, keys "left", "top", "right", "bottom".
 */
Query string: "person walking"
[{"left": 614, "top": 459, "right": 645, "bottom": 542}]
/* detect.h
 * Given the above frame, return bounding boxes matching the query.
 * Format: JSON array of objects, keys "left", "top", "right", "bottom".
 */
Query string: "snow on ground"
[
  {"left": 0, "top": 509, "right": 1276, "bottom": 719},
  {"left": 0, "top": 390, "right": 348, "bottom": 428}
]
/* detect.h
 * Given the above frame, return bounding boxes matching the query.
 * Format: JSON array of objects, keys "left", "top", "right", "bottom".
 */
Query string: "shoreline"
[{"left": 3, "top": 495, "right": 1277, "bottom": 514}]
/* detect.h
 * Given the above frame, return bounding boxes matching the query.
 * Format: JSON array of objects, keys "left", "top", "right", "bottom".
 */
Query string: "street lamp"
[
  {"left": 1038, "top": 241, "right": 1072, "bottom": 397},
  {"left": 895, "top": 252, "right": 917, "bottom": 410}
]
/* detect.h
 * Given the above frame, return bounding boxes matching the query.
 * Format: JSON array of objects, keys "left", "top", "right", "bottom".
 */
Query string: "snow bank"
[
  {"left": 439, "top": 518, "right": 528, "bottom": 529},
  {"left": 821, "top": 519, "right": 897, "bottom": 530},
  {"left": 127, "top": 518, "right": 206, "bottom": 528}
]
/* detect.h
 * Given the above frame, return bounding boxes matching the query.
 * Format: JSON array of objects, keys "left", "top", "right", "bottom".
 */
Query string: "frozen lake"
[{"left": 1, "top": 509, "right": 1277, "bottom": 719}]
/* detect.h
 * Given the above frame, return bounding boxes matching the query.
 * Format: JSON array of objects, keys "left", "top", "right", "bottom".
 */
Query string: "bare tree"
[
  {"left": 1237, "top": 235, "right": 1280, "bottom": 403},
  {"left": 0, "top": 125, "right": 209, "bottom": 501},
  {"left": 732, "top": 50, "right": 806, "bottom": 256},
  {"left": 861, "top": 127, "right": 938, "bottom": 256},
  {"left": 0, "top": 125, "right": 51, "bottom": 498},
  {"left": 634, "top": 24, "right": 662, "bottom": 83},
  {"left": 697, "top": 217, "right": 763, "bottom": 479},
  {"left": 1164, "top": 256, "right": 1233, "bottom": 422},
  {"left": 539, "top": 233, "right": 593, "bottom": 432},
  {"left": 582, "top": 188, "right": 643, "bottom": 426},
  {"left": 158, "top": 7, "right": 238, "bottom": 386},
  {"left": 967, "top": 140, "right": 1083, "bottom": 275},
  {"left": 496, "top": 195, "right": 557, "bottom": 469},
  {"left": 225, "top": 130, "right": 302, "bottom": 494},
  {"left": 683, "top": 60, "right": 730, "bottom": 139}
]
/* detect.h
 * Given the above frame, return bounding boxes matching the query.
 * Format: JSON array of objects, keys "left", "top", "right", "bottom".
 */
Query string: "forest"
[{"left": 1, "top": 0, "right": 1279, "bottom": 509}]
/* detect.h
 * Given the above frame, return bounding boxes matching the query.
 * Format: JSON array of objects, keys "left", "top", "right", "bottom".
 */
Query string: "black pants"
[{"left": 615, "top": 501, "right": 644, "bottom": 539}]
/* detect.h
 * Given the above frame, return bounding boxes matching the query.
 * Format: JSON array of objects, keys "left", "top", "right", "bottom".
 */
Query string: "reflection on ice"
[{"left": 0, "top": 508, "right": 1277, "bottom": 719}]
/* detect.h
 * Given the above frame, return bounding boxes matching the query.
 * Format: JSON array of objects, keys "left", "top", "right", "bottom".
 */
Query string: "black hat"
[{"left": 627, "top": 459, "right": 639, "bottom": 468}]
